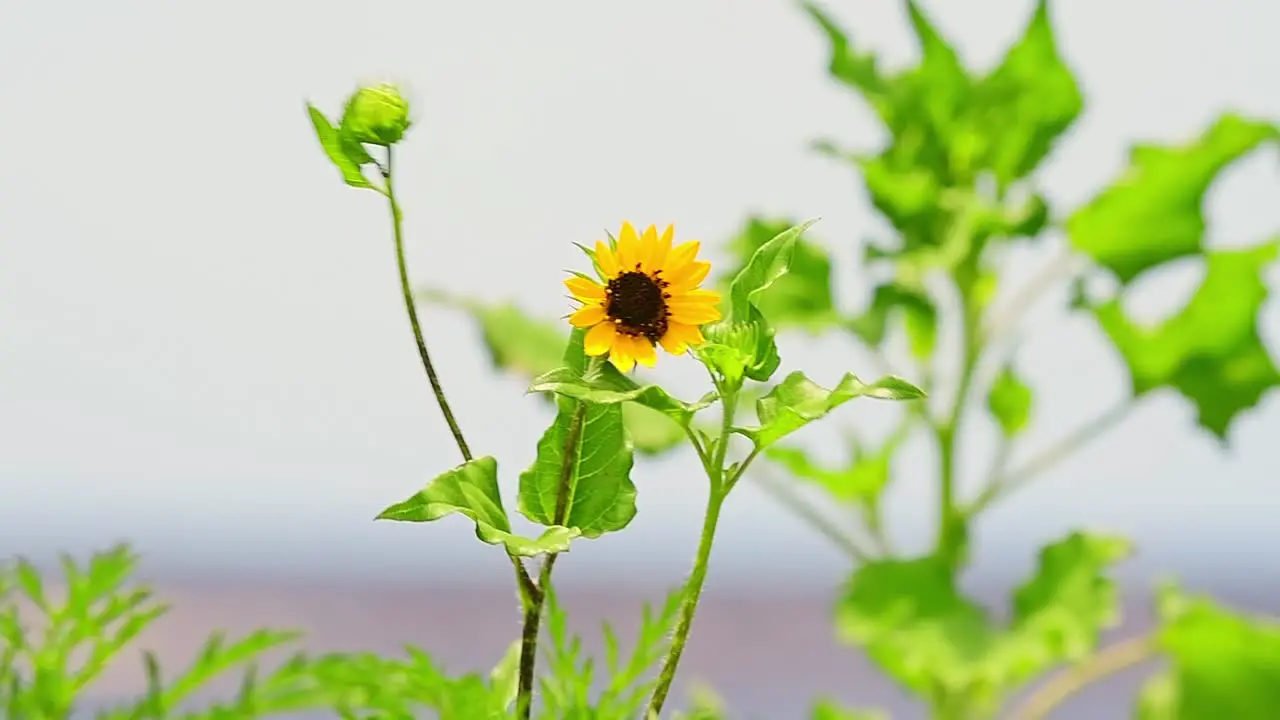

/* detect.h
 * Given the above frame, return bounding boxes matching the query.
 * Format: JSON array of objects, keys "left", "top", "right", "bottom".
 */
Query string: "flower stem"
[
  {"left": 646, "top": 389, "right": 741, "bottom": 717},
  {"left": 382, "top": 146, "right": 473, "bottom": 463},
  {"left": 515, "top": 400, "right": 588, "bottom": 719}
]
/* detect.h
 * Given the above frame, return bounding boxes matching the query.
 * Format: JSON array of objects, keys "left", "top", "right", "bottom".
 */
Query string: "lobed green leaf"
[{"left": 740, "top": 371, "right": 925, "bottom": 448}]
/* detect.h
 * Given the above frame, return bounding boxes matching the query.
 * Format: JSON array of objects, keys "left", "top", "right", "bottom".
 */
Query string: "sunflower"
[{"left": 564, "top": 222, "right": 722, "bottom": 372}]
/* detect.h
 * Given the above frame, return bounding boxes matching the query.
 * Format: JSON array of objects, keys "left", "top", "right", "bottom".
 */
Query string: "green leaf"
[
  {"left": 1001, "top": 532, "right": 1130, "bottom": 682},
  {"left": 1067, "top": 114, "right": 1278, "bottom": 283},
  {"left": 811, "top": 699, "right": 889, "bottom": 720},
  {"left": 622, "top": 403, "right": 686, "bottom": 455},
  {"left": 971, "top": 0, "right": 1083, "bottom": 185},
  {"left": 848, "top": 282, "right": 938, "bottom": 358},
  {"left": 741, "top": 371, "right": 925, "bottom": 448},
  {"left": 519, "top": 336, "right": 637, "bottom": 537},
  {"left": 528, "top": 364, "right": 715, "bottom": 427},
  {"left": 764, "top": 445, "right": 890, "bottom": 506},
  {"left": 1137, "top": 584, "right": 1280, "bottom": 719},
  {"left": 801, "top": 2, "right": 890, "bottom": 111},
  {"left": 721, "top": 217, "right": 839, "bottom": 331},
  {"left": 728, "top": 220, "right": 820, "bottom": 321},
  {"left": 376, "top": 456, "right": 579, "bottom": 557},
  {"left": 1092, "top": 239, "right": 1280, "bottom": 439},
  {"left": 488, "top": 640, "right": 522, "bottom": 711},
  {"left": 836, "top": 555, "right": 1001, "bottom": 698},
  {"left": 306, "top": 104, "right": 374, "bottom": 189},
  {"left": 987, "top": 366, "right": 1033, "bottom": 437}
]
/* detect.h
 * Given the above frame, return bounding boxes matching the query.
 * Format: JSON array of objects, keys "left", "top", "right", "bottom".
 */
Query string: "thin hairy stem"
[
  {"left": 515, "top": 401, "right": 587, "bottom": 720},
  {"left": 383, "top": 147, "right": 473, "bottom": 462},
  {"left": 967, "top": 399, "right": 1135, "bottom": 516},
  {"left": 646, "top": 389, "right": 741, "bottom": 717},
  {"left": 1008, "top": 635, "right": 1156, "bottom": 720}
]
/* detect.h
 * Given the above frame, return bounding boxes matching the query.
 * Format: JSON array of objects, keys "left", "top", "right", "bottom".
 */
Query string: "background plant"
[{"left": 421, "top": 1, "right": 1280, "bottom": 718}]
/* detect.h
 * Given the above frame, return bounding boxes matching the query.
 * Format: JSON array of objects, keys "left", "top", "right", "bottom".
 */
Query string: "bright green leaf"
[
  {"left": 741, "top": 371, "right": 926, "bottom": 448},
  {"left": 528, "top": 364, "right": 715, "bottom": 428},
  {"left": 376, "top": 456, "right": 579, "bottom": 557},
  {"left": 987, "top": 366, "right": 1033, "bottom": 437},
  {"left": 519, "top": 335, "right": 637, "bottom": 537},
  {"left": 721, "top": 217, "right": 839, "bottom": 332},
  {"left": 1138, "top": 584, "right": 1280, "bottom": 719},
  {"left": 1092, "top": 239, "right": 1280, "bottom": 439},
  {"left": 306, "top": 104, "right": 373, "bottom": 189},
  {"left": 488, "top": 640, "right": 522, "bottom": 711},
  {"left": 971, "top": 0, "right": 1083, "bottom": 185},
  {"left": 801, "top": 2, "right": 890, "bottom": 115},
  {"left": 1067, "top": 114, "right": 1278, "bottom": 283},
  {"left": 1001, "top": 532, "right": 1130, "bottom": 683},
  {"left": 836, "top": 555, "right": 1002, "bottom": 698},
  {"left": 765, "top": 445, "right": 889, "bottom": 505},
  {"left": 727, "top": 220, "right": 820, "bottom": 322}
]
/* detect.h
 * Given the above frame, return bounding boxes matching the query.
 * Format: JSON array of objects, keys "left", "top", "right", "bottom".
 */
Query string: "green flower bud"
[
  {"left": 340, "top": 83, "right": 412, "bottom": 146},
  {"left": 697, "top": 319, "right": 780, "bottom": 387}
]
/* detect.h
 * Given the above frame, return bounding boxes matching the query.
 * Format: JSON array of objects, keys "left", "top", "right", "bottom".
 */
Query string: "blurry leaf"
[
  {"left": 488, "top": 641, "right": 522, "bottom": 711},
  {"left": 971, "top": 0, "right": 1083, "bottom": 184},
  {"left": 802, "top": 2, "right": 890, "bottom": 113},
  {"left": 1092, "top": 239, "right": 1280, "bottom": 439},
  {"left": 1001, "top": 532, "right": 1130, "bottom": 683},
  {"left": 1067, "top": 115, "right": 1278, "bottom": 283},
  {"left": 836, "top": 555, "right": 1001, "bottom": 697},
  {"left": 740, "top": 371, "right": 925, "bottom": 448},
  {"left": 765, "top": 445, "right": 890, "bottom": 505},
  {"left": 377, "top": 456, "right": 579, "bottom": 557},
  {"left": 519, "top": 333, "right": 637, "bottom": 537},
  {"left": 306, "top": 104, "right": 373, "bottom": 189},
  {"left": 622, "top": 403, "right": 686, "bottom": 455},
  {"left": 811, "top": 699, "right": 889, "bottom": 720},
  {"left": 1137, "top": 583, "right": 1280, "bottom": 719},
  {"left": 987, "top": 366, "right": 1033, "bottom": 437},
  {"left": 849, "top": 283, "right": 938, "bottom": 358},
  {"left": 721, "top": 217, "right": 839, "bottom": 331},
  {"left": 529, "top": 364, "right": 716, "bottom": 428}
]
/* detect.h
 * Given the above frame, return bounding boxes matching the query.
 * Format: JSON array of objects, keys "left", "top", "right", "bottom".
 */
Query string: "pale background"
[{"left": 2, "top": 0, "right": 1278, "bottom": 716}]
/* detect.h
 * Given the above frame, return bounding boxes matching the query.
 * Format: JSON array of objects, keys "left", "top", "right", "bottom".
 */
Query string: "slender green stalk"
[
  {"left": 382, "top": 147, "right": 473, "bottom": 462},
  {"left": 646, "top": 389, "right": 743, "bottom": 717},
  {"left": 380, "top": 146, "right": 539, "bottom": 698},
  {"left": 516, "top": 401, "right": 588, "bottom": 719},
  {"left": 934, "top": 298, "right": 980, "bottom": 567}
]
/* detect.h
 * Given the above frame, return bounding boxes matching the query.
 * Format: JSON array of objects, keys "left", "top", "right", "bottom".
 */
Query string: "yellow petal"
[
  {"left": 663, "top": 240, "right": 701, "bottom": 276},
  {"left": 659, "top": 330, "right": 688, "bottom": 355},
  {"left": 584, "top": 321, "right": 617, "bottom": 356},
  {"left": 632, "top": 337, "right": 658, "bottom": 367},
  {"left": 649, "top": 224, "right": 674, "bottom": 275},
  {"left": 594, "top": 240, "right": 619, "bottom": 278},
  {"left": 609, "top": 335, "right": 636, "bottom": 372},
  {"left": 638, "top": 224, "right": 659, "bottom": 270},
  {"left": 668, "top": 302, "right": 722, "bottom": 325},
  {"left": 616, "top": 222, "right": 641, "bottom": 271},
  {"left": 565, "top": 276, "right": 605, "bottom": 301},
  {"left": 569, "top": 304, "right": 607, "bottom": 328},
  {"left": 664, "top": 261, "right": 711, "bottom": 293}
]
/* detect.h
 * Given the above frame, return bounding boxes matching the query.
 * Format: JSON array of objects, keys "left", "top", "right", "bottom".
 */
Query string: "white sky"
[{"left": 2, "top": 0, "right": 1278, "bottom": 591}]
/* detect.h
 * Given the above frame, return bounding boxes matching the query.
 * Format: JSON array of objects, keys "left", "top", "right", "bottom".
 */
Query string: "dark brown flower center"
[{"left": 606, "top": 270, "right": 670, "bottom": 341}]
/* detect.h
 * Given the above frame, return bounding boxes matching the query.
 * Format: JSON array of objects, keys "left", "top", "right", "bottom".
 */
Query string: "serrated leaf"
[
  {"left": 987, "top": 366, "right": 1033, "bottom": 437},
  {"left": 306, "top": 104, "right": 373, "bottom": 189},
  {"left": 1001, "top": 532, "right": 1130, "bottom": 682},
  {"left": 741, "top": 371, "right": 926, "bottom": 448},
  {"left": 1067, "top": 114, "right": 1278, "bottom": 283},
  {"left": 836, "top": 555, "right": 1001, "bottom": 698},
  {"left": 519, "top": 336, "right": 637, "bottom": 537},
  {"left": 377, "top": 456, "right": 579, "bottom": 557},
  {"left": 1139, "top": 584, "right": 1280, "bottom": 719},
  {"left": 1092, "top": 239, "right": 1280, "bottom": 439},
  {"left": 721, "top": 217, "right": 839, "bottom": 331},
  {"left": 971, "top": 0, "right": 1083, "bottom": 184}
]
